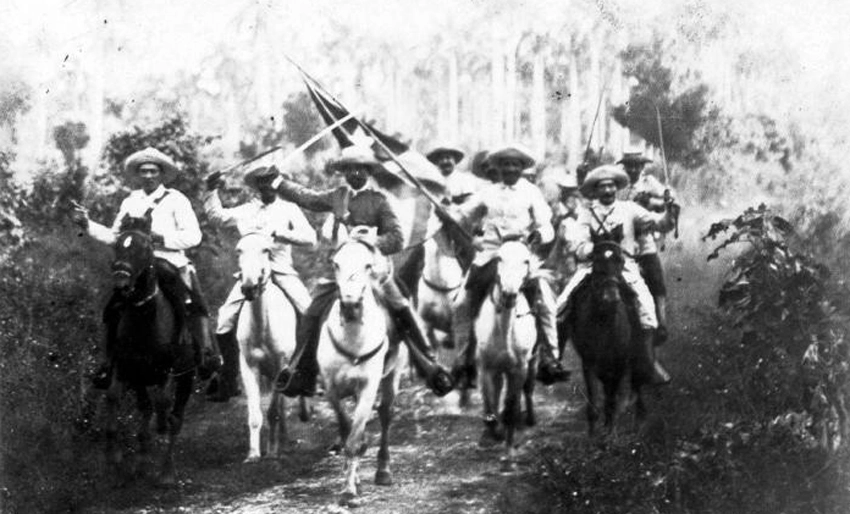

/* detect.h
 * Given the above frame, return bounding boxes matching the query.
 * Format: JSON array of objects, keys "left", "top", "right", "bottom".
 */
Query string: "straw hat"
[
  {"left": 487, "top": 144, "right": 536, "bottom": 169},
  {"left": 580, "top": 164, "right": 629, "bottom": 197},
  {"left": 426, "top": 145, "right": 465, "bottom": 164},
  {"left": 123, "top": 147, "right": 179, "bottom": 184}
]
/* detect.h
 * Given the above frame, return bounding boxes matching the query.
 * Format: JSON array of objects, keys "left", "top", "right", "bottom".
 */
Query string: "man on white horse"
[
  {"left": 273, "top": 145, "right": 455, "bottom": 398},
  {"left": 426, "top": 145, "right": 478, "bottom": 205},
  {"left": 556, "top": 164, "right": 677, "bottom": 385},
  {"left": 203, "top": 165, "right": 317, "bottom": 402},
  {"left": 439, "top": 144, "right": 571, "bottom": 386},
  {"left": 70, "top": 147, "right": 215, "bottom": 388}
]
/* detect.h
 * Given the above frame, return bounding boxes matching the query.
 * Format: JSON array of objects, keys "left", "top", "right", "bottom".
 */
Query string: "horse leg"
[
  {"left": 135, "top": 386, "right": 154, "bottom": 455},
  {"left": 267, "top": 390, "right": 287, "bottom": 458},
  {"left": 240, "top": 356, "right": 264, "bottom": 463},
  {"left": 375, "top": 371, "right": 398, "bottom": 486},
  {"left": 524, "top": 355, "right": 538, "bottom": 427},
  {"left": 161, "top": 371, "right": 193, "bottom": 484},
  {"left": 479, "top": 368, "right": 504, "bottom": 447},
  {"left": 582, "top": 367, "right": 600, "bottom": 438},
  {"left": 298, "top": 396, "right": 311, "bottom": 422},
  {"left": 501, "top": 371, "right": 524, "bottom": 472},
  {"left": 327, "top": 391, "right": 350, "bottom": 454},
  {"left": 603, "top": 378, "right": 619, "bottom": 436},
  {"left": 104, "top": 375, "right": 124, "bottom": 469}
]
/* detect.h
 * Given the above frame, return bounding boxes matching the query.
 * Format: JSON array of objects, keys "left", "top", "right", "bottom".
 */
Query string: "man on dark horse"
[
  {"left": 618, "top": 150, "right": 676, "bottom": 344},
  {"left": 556, "top": 164, "right": 677, "bottom": 385},
  {"left": 426, "top": 145, "right": 478, "bottom": 205},
  {"left": 202, "top": 165, "right": 317, "bottom": 402},
  {"left": 273, "top": 144, "right": 455, "bottom": 398},
  {"left": 438, "top": 144, "right": 571, "bottom": 386},
  {"left": 70, "top": 147, "right": 216, "bottom": 387}
]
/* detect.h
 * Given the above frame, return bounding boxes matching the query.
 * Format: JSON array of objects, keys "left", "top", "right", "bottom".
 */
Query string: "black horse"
[
  {"left": 103, "top": 215, "right": 194, "bottom": 482},
  {"left": 560, "top": 226, "right": 648, "bottom": 436}
]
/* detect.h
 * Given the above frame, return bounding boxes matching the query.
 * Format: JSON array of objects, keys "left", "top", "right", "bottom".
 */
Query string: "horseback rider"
[
  {"left": 439, "top": 144, "right": 571, "bottom": 386},
  {"left": 548, "top": 170, "right": 584, "bottom": 292},
  {"left": 202, "top": 164, "right": 317, "bottom": 402},
  {"left": 70, "top": 147, "right": 215, "bottom": 387},
  {"left": 426, "top": 145, "right": 478, "bottom": 205},
  {"left": 556, "top": 164, "right": 677, "bottom": 385},
  {"left": 618, "top": 150, "right": 675, "bottom": 343},
  {"left": 272, "top": 145, "right": 455, "bottom": 398}
]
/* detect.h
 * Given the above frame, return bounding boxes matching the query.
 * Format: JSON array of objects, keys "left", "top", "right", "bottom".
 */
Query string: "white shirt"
[
  {"left": 88, "top": 185, "right": 201, "bottom": 268},
  {"left": 455, "top": 178, "right": 554, "bottom": 265},
  {"left": 573, "top": 199, "right": 673, "bottom": 273},
  {"left": 204, "top": 192, "right": 316, "bottom": 275}
]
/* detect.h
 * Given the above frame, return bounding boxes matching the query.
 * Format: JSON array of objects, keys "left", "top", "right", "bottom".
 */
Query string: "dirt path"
[{"left": 82, "top": 370, "right": 586, "bottom": 514}]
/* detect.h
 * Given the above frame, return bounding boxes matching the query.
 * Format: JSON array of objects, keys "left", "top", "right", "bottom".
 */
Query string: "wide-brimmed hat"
[
  {"left": 244, "top": 165, "right": 280, "bottom": 189},
  {"left": 487, "top": 144, "right": 536, "bottom": 169},
  {"left": 426, "top": 146, "right": 465, "bottom": 164},
  {"left": 580, "top": 164, "right": 630, "bottom": 197},
  {"left": 469, "top": 150, "right": 493, "bottom": 179},
  {"left": 123, "top": 147, "right": 179, "bottom": 184},
  {"left": 556, "top": 172, "right": 579, "bottom": 189},
  {"left": 617, "top": 151, "right": 652, "bottom": 165},
  {"left": 327, "top": 145, "right": 383, "bottom": 173}
]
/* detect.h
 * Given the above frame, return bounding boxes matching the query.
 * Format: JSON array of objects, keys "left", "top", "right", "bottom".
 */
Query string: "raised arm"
[
  {"left": 373, "top": 196, "right": 404, "bottom": 255},
  {"left": 276, "top": 178, "right": 336, "bottom": 213}
]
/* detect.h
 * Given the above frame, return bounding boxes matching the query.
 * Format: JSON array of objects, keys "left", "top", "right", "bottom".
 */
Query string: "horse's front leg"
[
  {"left": 104, "top": 372, "right": 125, "bottom": 469},
  {"left": 375, "top": 369, "right": 399, "bottom": 486},
  {"left": 582, "top": 366, "right": 601, "bottom": 437},
  {"left": 524, "top": 353, "right": 538, "bottom": 427},
  {"left": 267, "top": 390, "right": 287, "bottom": 458},
  {"left": 150, "top": 383, "right": 177, "bottom": 483},
  {"left": 501, "top": 370, "right": 525, "bottom": 472},
  {"left": 479, "top": 366, "right": 505, "bottom": 447},
  {"left": 340, "top": 378, "right": 380, "bottom": 505},
  {"left": 240, "top": 355, "right": 264, "bottom": 463}
]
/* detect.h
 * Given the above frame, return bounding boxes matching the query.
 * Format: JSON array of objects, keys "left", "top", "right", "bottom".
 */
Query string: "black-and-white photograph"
[{"left": 1, "top": 1, "right": 848, "bottom": 512}]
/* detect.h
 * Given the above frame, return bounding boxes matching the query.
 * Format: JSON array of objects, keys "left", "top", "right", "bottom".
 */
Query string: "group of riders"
[{"left": 70, "top": 140, "right": 679, "bottom": 403}]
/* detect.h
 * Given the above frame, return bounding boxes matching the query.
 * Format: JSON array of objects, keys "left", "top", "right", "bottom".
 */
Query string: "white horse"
[
  {"left": 417, "top": 226, "right": 464, "bottom": 346},
  {"left": 474, "top": 239, "right": 539, "bottom": 471},
  {"left": 318, "top": 238, "right": 403, "bottom": 506},
  {"left": 234, "top": 232, "right": 308, "bottom": 462}
]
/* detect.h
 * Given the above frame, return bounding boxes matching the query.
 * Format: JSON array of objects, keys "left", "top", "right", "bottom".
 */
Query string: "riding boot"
[
  {"left": 525, "top": 279, "right": 571, "bottom": 385},
  {"left": 276, "top": 313, "right": 321, "bottom": 398},
  {"left": 207, "top": 331, "right": 241, "bottom": 402},
  {"left": 188, "top": 314, "right": 219, "bottom": 380},
  {"left": 638, "top": 329, "right": 671, "bottom": 386},
  {"left": 395, "top": 306, "right": 454, "bottom": 397}
]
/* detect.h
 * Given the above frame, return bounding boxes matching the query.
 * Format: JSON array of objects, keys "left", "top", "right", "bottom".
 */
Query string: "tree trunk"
[
  {"left": 531, "top": 49, "right": 546, "bottom": 159},
  {"left": 448, "top": 51, "right": 459, "bottom": 143},
  {"left": 566, "top": 51, "right": 581, "bottom": 173},
  {"left": 490, "top": 43, "right": 505, "bottom": 146}
]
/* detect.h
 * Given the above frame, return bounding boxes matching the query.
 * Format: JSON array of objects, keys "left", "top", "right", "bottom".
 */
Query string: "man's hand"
[
  {"left": 205, "top": 171, "right": 224, "bottom": 191},
  {"left": 69, "top": 201, "right": 89, "bottom": 229},
  {"left": 349, "top": 225, "right": 378, "bottom": 247}
]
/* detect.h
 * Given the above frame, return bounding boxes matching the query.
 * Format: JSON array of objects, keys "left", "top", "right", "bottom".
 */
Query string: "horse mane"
[{"left": 119, "top": 214, "right": 152, "bottom": 234}]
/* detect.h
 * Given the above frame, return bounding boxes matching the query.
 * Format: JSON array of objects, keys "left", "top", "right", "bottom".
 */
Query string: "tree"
[{"left": 611, "top": 36, "right": 712, "bottom": 166}]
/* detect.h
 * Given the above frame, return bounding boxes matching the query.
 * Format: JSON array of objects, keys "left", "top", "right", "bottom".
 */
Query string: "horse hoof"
[
  {"left": 525, "top": 415, "right": 537, "bottom": 428},
  {"left": 375, "top": 470, "right": 393, "bottom": 486},
  {"left": 339, "top": 491, "right": 363, "bottom": 508},
  {"left": 478, "top": 431, "right": 502, "bottom": 448},
  {"left": 243, "top": 455, "right": 261, "bottom": 464},
  {"left": 499, "top": 457, "right": 517, "bottom": 473}
]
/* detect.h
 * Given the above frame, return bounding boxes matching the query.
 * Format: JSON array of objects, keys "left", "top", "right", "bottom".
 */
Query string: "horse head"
[
  {"left": 494, "top": 240, "right": 533, "bottom": 310},
  {"left": 236, "top": 232, "right": 274, "bottom": 301},
  {"left": 112, "top": 217, "right": 154, "bottom": 297},
  {"left": 332, "top": 240, "right": 378, "bottom": 322},
  {"left": 590, "top": 226, "right": 626, "bottom": 306}
]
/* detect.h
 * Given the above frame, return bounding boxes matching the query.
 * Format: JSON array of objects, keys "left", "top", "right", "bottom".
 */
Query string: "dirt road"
[{"left": 81, "top": 374, "right": 585, "bottom": 514}]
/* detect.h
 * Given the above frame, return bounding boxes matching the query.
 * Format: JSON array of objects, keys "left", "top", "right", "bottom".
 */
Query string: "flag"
[{"left": 297, "top": 67, "right": 475, "bottom": 273}]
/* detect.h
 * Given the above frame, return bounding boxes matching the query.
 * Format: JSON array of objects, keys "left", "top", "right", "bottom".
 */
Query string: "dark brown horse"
[
  {"left": 561, "top": 226, "right": 647, "bottom": 436},
  {"left": 104, "top": 215, "right": 194, "bottom": 483}
]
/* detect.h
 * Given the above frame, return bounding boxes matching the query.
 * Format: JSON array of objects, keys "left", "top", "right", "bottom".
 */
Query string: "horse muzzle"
[
  {"left": 500, "top": 292, "right": 518, "bottom": 310},
  {"left": 241, "top": 282, "right": 263, "bottom": 302},
  {"left": 112, "top": 269, "right": 133, "bottom": 295},
  {"left": 339, "top": 299, "right": 364, "bottom": 322}
]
